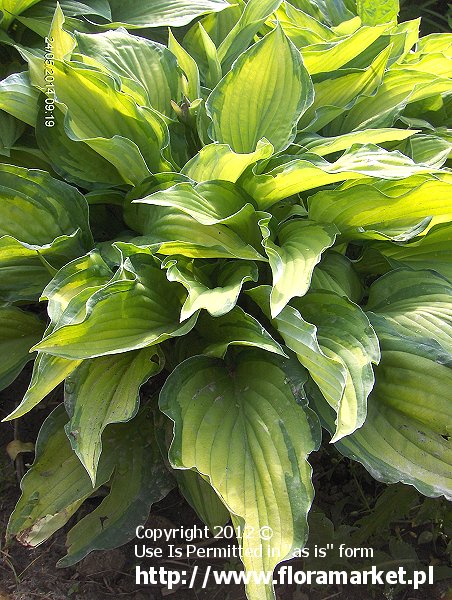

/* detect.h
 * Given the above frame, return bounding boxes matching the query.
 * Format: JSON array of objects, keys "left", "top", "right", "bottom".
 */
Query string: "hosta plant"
[{"left": 1, "top": 0, "right": 451, "bottom": 598}]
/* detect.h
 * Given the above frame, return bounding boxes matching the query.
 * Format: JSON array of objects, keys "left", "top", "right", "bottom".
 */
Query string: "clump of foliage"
[{"left": 0, "top": 0, "right": 451, "bottom": 598}]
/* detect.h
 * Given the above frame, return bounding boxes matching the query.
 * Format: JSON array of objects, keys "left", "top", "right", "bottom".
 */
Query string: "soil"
[{"left": 0, "top": 368, "right": 451, "bottom": 600}]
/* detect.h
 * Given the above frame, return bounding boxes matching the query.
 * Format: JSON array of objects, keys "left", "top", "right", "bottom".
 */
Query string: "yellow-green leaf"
[{"left": 207, "top": 26, "right": 313, "bottom": 153}]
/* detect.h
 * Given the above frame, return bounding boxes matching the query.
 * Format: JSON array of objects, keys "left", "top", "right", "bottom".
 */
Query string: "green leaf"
[
  {"left": 75, "top": 29, "right": 181, "bottom": 116},
  {"left": 311, "top": 251, "right": 362, "bottom": 303},
  {"left": 315, "top": 334, "right": 452, "bottom": 500},
  {"left": 367, "top": 223, "right": 452, "bottom": 282},
  {"left": 309, "top": 0, "right": 355, "bottom": 26},
  {"left": 21, "top": 0, "right": 112, "bottom": 20},
  {"left": 294, "top": 291, "right": 380, "bottom": 440},
  {"left": 43, "top": 251, "right": 113, "bottom": 324},
  {"left": 184, "top": 23, "right": 222, "bottom": 89},
  {"left": 177, "top": 470, "right": 230, "bottom": 532},
  {"left": 116, "top": 175, "right": 192, "bottom": 225},
  {"left": 132, "top": 180, "right": 265, "bottom": 258},
  {"left": 168, "top": 29, "right": 200, "bottom": 101},
  {"left": 29, "top": 60, "right": 171, "bottom": 184},
  {"left": 182, "top": 139, "right": 273, "bottom": 183},
  {"left": 198, "top": 0, "right": 243, "bottom": 47},
  {"left": 160, "top": 351, "right": 320, "bottom": 600},
  {"left": 134, "top": 180, "right": 257, "bottom": 228},
  {"left": 393, "top": 48, "right": 452, "bottom": 79},
  {"left": 357, "top": 0, "right": 399, "bottom": 26},
  {"left": 3, "top": 252, "right": 113, "bottom": 420},
  {"left": 164, "top": 258, "right": 258, "bottom": 320},
  {"left": 207, "top": 26, "right": 313, "bottom": 153},
  {"left": 32, "top": 253, "right": 197, "bottom": 359},
  {"left": 0, "top": 306, "right": 45, "bottom": 391},
  {"left": 0, "top": 164, "right": 91, "bottom": 248},
  {"left": 261, "top": 219, "right": 338, "bottom": 317},
  {"left": 298, "top": 46, "right": 391, "bottom": 133},
  {"left": 309, "top": 176, "right": 452, "bottom": 236},
  {"left": 397, "top": 133, "right": 452, "bottom": 169},
  {"left": 127, "top": 211, "right": 265, "bottom": 260},
  {"left": 7, "top": 406, "right": 115, "bottom": 547},
  {"left": 249, "top": 286, "right": 380, "bottom": 440},
  {"left": 36, "top": 103, "right": 124, "bottom": 188},
  {"left": 0, "top": 0, "right": 41, "bottom": 28},
  {"left": 59, "top": 412, "right": 174, "bottom": 566},
  {"left": 106, "top": 0, "right": 231, "bottom": 28},
  {"left": 339, "top": 69, "right": 451, "bottom": 133},
  {"left": 64, "top": 348, "right": 163, "bottom": 483},
  {"left": 366, "top": 269, "right": 452, "bottom": 357},
  {"left": 0, "top": 72, "right": 39, "bottom": 126},
  {"left": 0, "top": 237, "right": 51, "bottom": 302},
  {"left": 49, "top": 3, "right": 76, "bottom": 61},
  {"left": 0, "top": 144, "right": 54, "bottom": 173},
  {"left": 0, "top": 111, "right": 25, "bottom": 157},
  {"left": 300, "top": 25, "right": 388, "bottom": 75},
  {"left": 301, "top": 128, "right": 417, "bottom": 157},
  {"left": 8, "top": 405, "right": 174, "bottom": 555},
  {"left": 415, "top": 33, "right": 452, "bottom": 57},
  {"left": 279, "top": 2, "right": 335, "bottom": 43},
  {"left": 243, "top": 145, "right": 439, "bottom": 208},
  {"left": 0, "top": 164, "right": 92, "bottom": 301},
  {"left": 217, "top": 0, "right": 283, "bottom": 71},
  {"left": 193, "top": 306, "right": 287, "bottom": 358},
  {"left": 3, "top": 353, "right": 81, "bottom": 421}
]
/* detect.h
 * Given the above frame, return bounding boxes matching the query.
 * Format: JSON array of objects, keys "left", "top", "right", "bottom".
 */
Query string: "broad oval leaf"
[
  {"left": 126, "top": 210, "right": 265, "bottom": 261},
  {"left": 132, "top": 181, "right": 265, "bottom": 258},
  {"left": 366, "top": 268, "right": 452, "bottom": 357},
  {"left": 366, "top": 223, "right": 452, "bottom": 282},
  {"left": 294, "top": 291, "right": 380, "bottom": 440},
  {"left": 173, "top": 306, "right": 287, "bottom": 360},
  {"left": 7, "top": 406, "right": 115, "bottom": 547},
  {"left": 64, "top": 348, "right": 163, "bottom": 483},
  {"left": 30, "top": 60, "right": 171, "bottom": 184},
  {"left": 181, "top": 139, "right": 273, "bottom": 183},
  {"left": 59, "top": 412, "right": 174, "bottom": 566},
  {"left": 206, "top": 26, "right": 313, "bottom": 153},
  {"left": 0, "top": 164, "right": 92, "bottom": 301},
  {"left": 261, "top": 219, "right": 338, "bottom": 317},
  {"left": 309, "top": 176, "right": 452, "bottom": 236},
  {"left": 298, "top": 46, "right": 391, "bottom": 133},
  {"left": 160, "top": 351, "right": 320, "bottom": 600},
  {"left": 249, "top": 287, "right": 380, "bottom": 441},
  {"left": 315, "top": 334, "right": 452, "bottom": 500},
  {"left": 36, "top": 103, "right": 124, "bottom": 189},
  {"left": 106, "top": 0, "right": 231, "bottom": 29},
  {"left": 0, "top": 72, "right": 39, "bottom": 127},
  {"left": 339, "top": 69, "right": 450, "bottom": 133},
  {"left": 0, "top": 164, "right": 91, "bottom": 248},
  {"left": 164, "top": 257, "right": 258, "bottom": 321},
  {"left": 75, "top": 29, "right": 181, "bottom": 116},
  {"left": 32, "top": 254, "right": 197, "bottom": 359},
  {"left": 311, "top": 251, "right": 362, "bottom": 303},
  {"left": 243, "top": 145, "right": 443, "bottom": 208}
]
